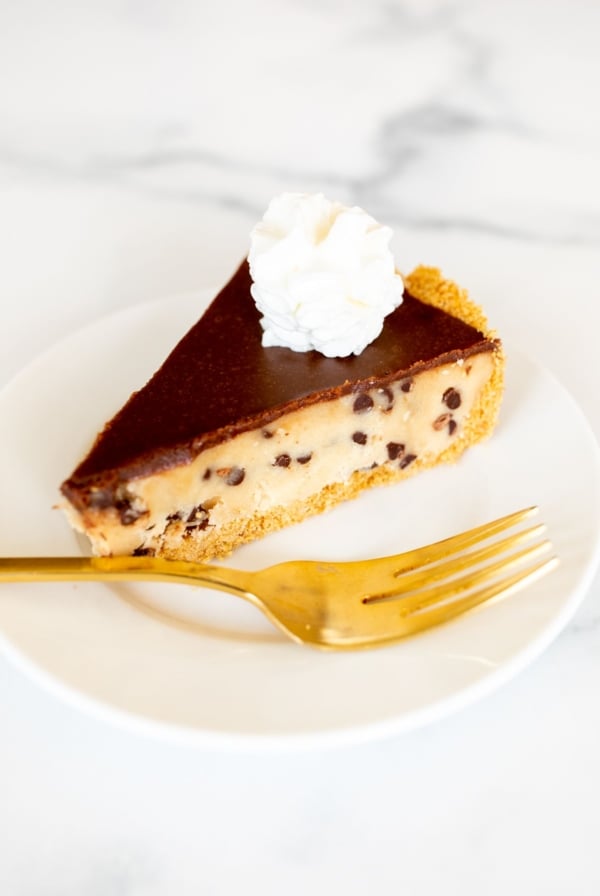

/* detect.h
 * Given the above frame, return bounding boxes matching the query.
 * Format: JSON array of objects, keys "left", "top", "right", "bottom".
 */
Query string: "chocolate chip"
[
  {"left": 187, "top": 505, "right": 207, "bottom": 523},
  {"left": 400, "top": 379, "right": 414, "bottom": 393},
  {"left": 203, "top": 468, "right": 211, "bottom": 480},
  {"left": 387, "top": 442, "right": 405, "bottom": 461},
  {"left": 262, "top": 429, "right": 274, "bottom": 439},
  {"left": 113, "top": 487, "right": 147, "bottom": 526},
  {"left": 133, "top": 545, "right": 155, "bottom": 557},
  {"left": 433, "top": 413, "right": 457, "bottom": 435},
  {"left": 433, "top": 413, "right": 452, "bottom": 431},
  {"left": 116, "top": 500, "right": 145, "bottom": 526},
  {"left": 352, "top": 431, "right": 368, "bottom": 445},
  {"left": 443, "top": 387, "right": 462, "bottom": 410},
  {"left": 353, "top": 393, "right": 374, "bottom": 413},
  {"left": 166, "top": 511, "right": 182, "bottom": 522},
  {"left": 227, "top": 466, "right": 245, "bottom": 485},
  {"left": 297, "top": 453, "right": 312, "bottom": 465},
  {"left": 399, "top": 453, "right": 417, "bottom": 469},
  {"left": 183, "top": 514, "right": 210, "bottom": 537},
  {"left": 274, "top": 454, "right": 291, "bottom": 467},
  {"left": 379, "top": 387, "right": 394, "bottom": 411},
  {"left": 217, "top": 466, "right": 245, "bottom": 486},
  {"left": 184, "top": 505, "right": 210, "bottom": 532}
]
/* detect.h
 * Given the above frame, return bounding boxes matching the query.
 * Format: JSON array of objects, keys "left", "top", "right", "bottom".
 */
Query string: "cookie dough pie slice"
[{"left": 60, "top": 195, "right": 504, "bottom": 561}]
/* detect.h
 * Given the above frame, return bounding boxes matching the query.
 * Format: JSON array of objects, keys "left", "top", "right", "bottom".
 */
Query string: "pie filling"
[{"left": 61, "top": 352, "right": 494, "bottom": 559}]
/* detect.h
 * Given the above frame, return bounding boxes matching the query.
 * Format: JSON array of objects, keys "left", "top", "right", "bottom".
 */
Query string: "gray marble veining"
[{"left": 1, "top": 0, "right": 598, "bottom": 244}]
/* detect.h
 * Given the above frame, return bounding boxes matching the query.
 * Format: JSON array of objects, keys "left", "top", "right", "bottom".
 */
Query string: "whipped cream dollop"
[{"left": 248, "top": 193, "right": 404, "bottom": 358}]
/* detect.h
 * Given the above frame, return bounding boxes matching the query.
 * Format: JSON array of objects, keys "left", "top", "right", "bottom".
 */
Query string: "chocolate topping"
[{"left": 62, "top": 260, "right": 498, "bottom": 509}]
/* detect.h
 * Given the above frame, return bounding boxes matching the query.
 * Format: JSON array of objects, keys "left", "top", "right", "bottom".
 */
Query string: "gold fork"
[{"left": 0, "top": 507, "right": 557, "bottom": 650}]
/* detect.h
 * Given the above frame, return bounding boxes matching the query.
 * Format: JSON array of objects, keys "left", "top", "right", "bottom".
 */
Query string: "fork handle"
[{"left": 0, "top": 556, "right": 254, "bottom": 600}]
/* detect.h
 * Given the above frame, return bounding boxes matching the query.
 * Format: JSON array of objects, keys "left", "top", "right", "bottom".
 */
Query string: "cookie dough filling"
[{"left": 61, "top": 349, "right": 495, "bottom": 560}]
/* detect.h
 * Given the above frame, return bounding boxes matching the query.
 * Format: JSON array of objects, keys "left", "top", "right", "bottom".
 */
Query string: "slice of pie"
[{"left": 60, "top": 261, "right": 504, "bottom": 560}]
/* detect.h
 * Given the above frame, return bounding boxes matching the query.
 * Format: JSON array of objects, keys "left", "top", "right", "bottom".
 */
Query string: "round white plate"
[{"left": 1, "top": 292, "right": 599, "bottom": 749}]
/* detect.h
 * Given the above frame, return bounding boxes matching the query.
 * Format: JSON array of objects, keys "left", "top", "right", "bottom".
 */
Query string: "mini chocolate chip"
[
  {"left": 443, "top": 387, "right": 462, "bottom": 410},
  {"left": 400, "top": 379, "right": 414, "bottom": 393},
  {"left": 379, "top": 387, "right": 394, "bottom": 411},
  {"left": 226, "top": 467, "right": 245, "bottom": 486},
  {"left": 352, "top": 431, "right": 368, "bottom": 445},
  {"left": 448, "top": 418, "right": 458, "bottom": 436},
  {"left": 116, "top": 500, "right": 145, "bottom": 526},
  {"left": 399, "top": 453, "right": 417, "bottom": 469},
  {"left": 217, "top": 466, "right": 245, "bottom": 486},
  {"left": 353, "top": 393, "right": 374, "bottom": 413},
  {"left": 274, "top": 454, "right": 291, "bottom": 468},
  {"left": 387, "top": 441, "right": 405, "bottom": 461},
  {"left": 297, "top": 453, "right": 312, "bottom": 465},
  {"left": 166, "top": 511, "right": 182, "bottom": 522},
  {"left": 185, "top": 503, "right": 210, "bottom": 531},
  {"left": 433, "top": 413, "right": 452, "bottom": 431},
  {"left": 133, "top": 545, "right": 155, "bottom": 557},
  {"left": 187, "top": 504, "right": 207, "bottom": 523},
  {"left": 262, "top": 429, "right": 274, "bottom": 439},
  {"left": 203, "top": 468, "right": 211, "bottom": 480}
]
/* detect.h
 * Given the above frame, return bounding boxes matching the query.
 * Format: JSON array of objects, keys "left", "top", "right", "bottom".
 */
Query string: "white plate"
[{"left": 1, "top": 291, "right": 599, "bottom": 749}]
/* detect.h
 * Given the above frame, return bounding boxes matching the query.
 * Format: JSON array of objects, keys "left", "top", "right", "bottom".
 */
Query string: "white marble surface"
[{"left": 1, "top": 0, "right": 600, "bottom": 892}]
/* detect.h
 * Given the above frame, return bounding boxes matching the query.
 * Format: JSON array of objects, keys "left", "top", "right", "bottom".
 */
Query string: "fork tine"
[
  {"left": 365, "top": 539, "right": 553, "bottom": 611},
  {"left": 361, "top": 506, "right": 540, "bottom": 575},
  {"left": 363, "top": 524, "right": 548, "bottom": 603},
  {"left": 393, "top": 555, "right": 560, "bottom": 639}
]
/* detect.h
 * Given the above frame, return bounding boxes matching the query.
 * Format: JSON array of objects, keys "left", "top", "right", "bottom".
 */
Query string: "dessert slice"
[{"left": 60, "top": 261, "right": 504, "bottom": 561}]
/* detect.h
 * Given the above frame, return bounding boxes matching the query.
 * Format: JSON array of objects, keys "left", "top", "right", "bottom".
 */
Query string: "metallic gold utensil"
[{"left": 0, "top": 507, "right": 558, "bottom": 650}]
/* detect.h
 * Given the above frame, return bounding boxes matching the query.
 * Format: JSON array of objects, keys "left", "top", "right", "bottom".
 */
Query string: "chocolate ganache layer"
[{"left": 61, "top": 260, "right": 498, "bottom": 509}]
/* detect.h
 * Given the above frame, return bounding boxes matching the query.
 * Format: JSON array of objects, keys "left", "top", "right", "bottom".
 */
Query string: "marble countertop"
[{"left": 1, "top": 1, "right": 600, "bottom": 892}]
